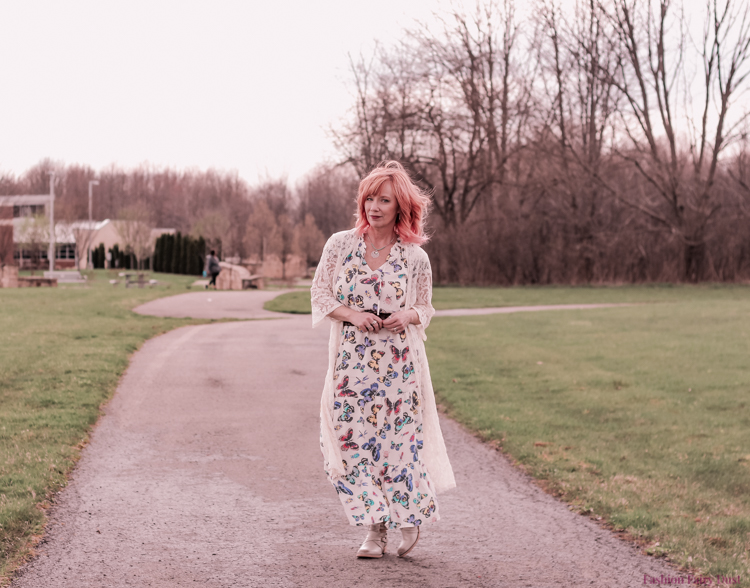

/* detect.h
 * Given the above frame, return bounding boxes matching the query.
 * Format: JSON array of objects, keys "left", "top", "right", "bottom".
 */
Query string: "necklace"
[{"left": 368, "top": 234, "right": 396, "bottom": 258}]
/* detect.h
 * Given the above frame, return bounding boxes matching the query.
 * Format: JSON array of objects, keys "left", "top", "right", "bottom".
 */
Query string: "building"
[{"left": 1, "top": 196, "right": 174, "bottom": 270}]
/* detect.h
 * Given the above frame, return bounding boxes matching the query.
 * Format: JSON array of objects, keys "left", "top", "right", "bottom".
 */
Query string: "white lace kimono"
[{"left": 311, "top": 229, "right": 456, "bottom": 501}]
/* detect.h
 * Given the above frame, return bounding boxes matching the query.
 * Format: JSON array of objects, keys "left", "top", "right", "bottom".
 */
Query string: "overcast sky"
[{"left": 0, "top": 0, "right": 439, "bottom": 185}]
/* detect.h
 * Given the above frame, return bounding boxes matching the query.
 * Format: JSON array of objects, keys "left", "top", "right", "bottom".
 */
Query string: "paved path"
[
  {"left": 12, "top": 293, "right": 674, "bottom": 587},
  {"left": 134, "top": 290, "right": 294, "bottom": 320}
]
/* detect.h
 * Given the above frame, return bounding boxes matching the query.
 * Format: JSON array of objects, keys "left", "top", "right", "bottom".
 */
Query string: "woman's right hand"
[
  {"left": 327, "top": 307, "right": 384, "bottom": 333},
  {"left": 349, "top": 311, "right": 383, "bottom": 334}
]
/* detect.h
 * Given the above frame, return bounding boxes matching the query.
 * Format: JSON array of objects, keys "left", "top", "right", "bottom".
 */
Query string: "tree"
[
  {"left": 295, "top": 213, "right": 325, "bottom": 268},
  {"left": 191, "top": 212, "right": 229, "bottom": 259},
  {"left": 244, "top": 200, "right": 280, "bottom": 262},
  {"left": 116, "top": 204, "right": 154, "bottom": 270},
  {"left": 597, "top": 0, "right": 750, "bottom": 280}
]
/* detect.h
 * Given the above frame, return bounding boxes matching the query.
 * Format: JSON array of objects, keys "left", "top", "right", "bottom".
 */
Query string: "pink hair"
[{"left": 354, "top": 161, "right": 432, "bottom": 245}]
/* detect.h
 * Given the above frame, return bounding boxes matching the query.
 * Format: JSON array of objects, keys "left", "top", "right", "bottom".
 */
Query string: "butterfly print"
[
  {"left": 337, "top": 350, "right": 351, "bottom": 371},
  {"left": 358, "top": 491, "right": 375, "bottom": 513},
  {"left": 377, "top": 364, "right": 399, "bottom": 387},
  {"left": 402, "top": 362, "right": 415, "bottom": 381},
  {"left": 347, "top": 293, "right": 365, "bottom": 308},
  {"left": 355, "top": 337, "right": 375, "bottom": 359},
  {"left": 395, "top": 412, "right": 413, "bottom": 432},
  {"left": 375, "top": 420, "right": 391, "bottom": 439},
  {"left": 337, "top": 376, "right": 357, "bottom": 397},
  {"left": 345, "top": 465, "right": 360, "bottom": 485},
  {"left": 362, "top": 437, "right": 381, "bottom": 462},
  {"left": 368, "top": 350, "right": 385, "bottom": 373},
  {"left": 411, "top": 391, "right": 420, "bottom": 413},
  {"left": 339, "top": 428, "right": 360, "bottom": 451},
  {"left": 392, "top": 490, "right": 410, "bottom": 508},
  {"left": 390, "top": 345, "right": 409, "bottom": 363},
  {"left": 388, "top": 281, "right": 404, "bottom": 300},
  {"left": 336, "top": 481, "right": 353, "bottom": 495},
  {"left": 366, "top": 404, "right": 382, "bottom": 426},
  {"left": 360, "top": 274, "right": 382, "bottom": 296},
  {"left": 420, "top": 499, "right": 436, "bottom": 518},
  {"left": 329, "top": 239, "right": 438, "bottom": 529},
  {"left": 342, "top": 252, "right": 353, "bottom": 266},
  {"left": 338, "top": 400, "right": 355, "bottom": 423},
  {"left": 410, "top": 439, "right": 422, "bottom": 461},
  {"left": 392, "top": 467, "right": 408, "bottom": 485}
]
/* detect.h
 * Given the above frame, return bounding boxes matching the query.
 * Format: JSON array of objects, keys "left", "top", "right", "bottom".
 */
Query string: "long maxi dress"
[{"left": 311, "top": 229, "right": 456, "bottom": 529}]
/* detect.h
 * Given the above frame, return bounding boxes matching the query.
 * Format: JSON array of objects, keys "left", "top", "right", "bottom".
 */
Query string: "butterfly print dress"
[{"left": 327, "top": 237, "right": 439, "bottom": 529}]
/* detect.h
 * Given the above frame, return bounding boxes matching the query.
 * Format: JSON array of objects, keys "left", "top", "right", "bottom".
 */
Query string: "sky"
[
  {"left": 0, "top": 0, "right": 437, "bottom": 185},
  {"left": 1, "top": 1, "right": 715, "bottom": 187}
]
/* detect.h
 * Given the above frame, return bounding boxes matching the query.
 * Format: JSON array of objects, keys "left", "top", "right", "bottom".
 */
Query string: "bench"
[
  {"left": 123, "top": 273, "right": 158, "bottom": 288},
  {"left": 19, "top": 276, "right": 57, "bottom": 287},
  {"left": 242, "top": 274, "right": 264, "bottom": 290},
  {"left": 44, "top": 270, "right": 86, "bottom": 284}
]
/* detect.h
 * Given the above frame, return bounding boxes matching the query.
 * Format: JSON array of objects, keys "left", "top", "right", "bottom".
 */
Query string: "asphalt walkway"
[{"left": 11, "top": 292, "right": 673, "bottom": 588}]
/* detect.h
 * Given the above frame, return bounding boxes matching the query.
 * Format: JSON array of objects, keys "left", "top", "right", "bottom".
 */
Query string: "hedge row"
[{"left": 153, "top": 232, "right": 206, "bottom": 275}]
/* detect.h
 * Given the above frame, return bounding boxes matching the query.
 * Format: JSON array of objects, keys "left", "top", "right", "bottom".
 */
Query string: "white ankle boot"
[
  {"left": 356, "top": 523, "right": 387, "bottom": 558},
  {"left": 397, "top": 526, "right": 420, "bottom": 557}
]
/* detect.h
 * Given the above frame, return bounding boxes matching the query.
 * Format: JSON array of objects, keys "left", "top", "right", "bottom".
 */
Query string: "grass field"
[
  {"left": 426, "top": 295, "right": 750, "bottom": 582},
  {"left": 0, "top": 270, "right": 206, "bottom": 581},
  {"left": 263, "top": 283, "right": 750, "bottom": 314},
  {"left": 268, "top": 284, "right": 750, "bottom": 581},
  {"left": 4, "top": 278, "right": 749, "bottom": 583}
]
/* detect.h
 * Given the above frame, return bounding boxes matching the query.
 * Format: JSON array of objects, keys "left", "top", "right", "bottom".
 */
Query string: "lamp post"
[
  {"left": 48, "top": 172, "right": 55, "bottom": 272},
  {"left": 88, "top": 180, "right": 99, "bottom": 269}
]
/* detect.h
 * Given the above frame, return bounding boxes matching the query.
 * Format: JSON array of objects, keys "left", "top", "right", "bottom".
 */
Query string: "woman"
[{"left": 311, "top": 161, "right": 455, "bottom": 559}]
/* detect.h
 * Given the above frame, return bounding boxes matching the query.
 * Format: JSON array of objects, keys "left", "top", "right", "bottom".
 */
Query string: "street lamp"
[
  {"left": 88, "top": 180, "right": 99, "bottom": 269},
  {"left": 48, "top": 172, "right": 55, "bottom": 272}
]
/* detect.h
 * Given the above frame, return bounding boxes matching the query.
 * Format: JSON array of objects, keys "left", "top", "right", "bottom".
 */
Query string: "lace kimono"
[{"left": 311, "top": 229, "right": 456, "bottom": 528}]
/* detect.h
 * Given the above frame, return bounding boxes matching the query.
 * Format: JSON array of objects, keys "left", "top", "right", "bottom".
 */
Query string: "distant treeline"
[
  {"left": 0, "top": 161, "right": 345, "bottom": 278},
  {"left": 334, "top": 0, "right": 750, "bottom": 284}
]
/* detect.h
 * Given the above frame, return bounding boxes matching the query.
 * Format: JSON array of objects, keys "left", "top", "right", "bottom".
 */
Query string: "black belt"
[{"left": 343, "top": 309, "right": 391, "bottom": 327}]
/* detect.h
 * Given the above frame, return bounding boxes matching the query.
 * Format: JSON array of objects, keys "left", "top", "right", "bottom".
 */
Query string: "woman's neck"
[{"left": 367, "top": 225, "right": 396, "bottom": 246}]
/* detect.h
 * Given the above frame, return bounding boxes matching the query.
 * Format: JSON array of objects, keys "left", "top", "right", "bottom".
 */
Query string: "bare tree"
[
  {"left": 244, "top": 200, "right": 280, "bottom": 262},
  {"left": 191, "top": 211, "right": 230, "bottom": 258},
  {"left": 596, "top": 0, "right": 750, "bottom": 280},
  {"left": 116, "top": 205, "right": 154, "bottom": 270},
  {"left": 295, "top": 213, "right": 325, "bottom": 269}
]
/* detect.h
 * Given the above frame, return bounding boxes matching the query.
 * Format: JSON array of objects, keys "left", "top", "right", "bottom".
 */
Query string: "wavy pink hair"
[{"left": 354, "top": 161, "right": 431, "bottom": 245}]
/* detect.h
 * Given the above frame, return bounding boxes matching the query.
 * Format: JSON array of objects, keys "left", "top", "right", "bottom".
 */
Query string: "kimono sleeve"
[
  {"left": 412, "top": 251, "right": 435, "bottom": 331},
  {"left": 310, "top": 233, "right": 344, "bottom": 328}
]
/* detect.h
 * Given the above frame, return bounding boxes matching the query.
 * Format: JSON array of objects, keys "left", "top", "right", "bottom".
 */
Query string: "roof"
[
  {"left": 0, "top": 195, "right": 51, "bottom": 206},
  {"left": 12, "top": 218, "right": 177, "bottom": 246}
]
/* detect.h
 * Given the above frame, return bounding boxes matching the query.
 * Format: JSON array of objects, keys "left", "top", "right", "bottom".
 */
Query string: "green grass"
[
  {"left": 263, "top": 283, "right": 750, "bottom": 314},
  {"left": 0, "top": 270, "right": 207, "bottom": 581},
  {"left": 426, "top": 295, "right": 750, "bottom": 582},
  {"left": 263, "top": 289, "right": 313, "bottom": 313}
]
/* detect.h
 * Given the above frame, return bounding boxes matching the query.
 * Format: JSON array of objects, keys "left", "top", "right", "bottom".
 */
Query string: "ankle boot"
[
  {"left": 356, "top": 523, "right": 387, "bottom": 558},
  {"left": 397, "top": 526, "right": 420, "bottom": 557}
]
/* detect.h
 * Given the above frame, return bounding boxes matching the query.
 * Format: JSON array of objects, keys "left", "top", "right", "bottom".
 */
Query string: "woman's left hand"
[{"left": 382, "top": 310, "right": 416, "bottom": 333}]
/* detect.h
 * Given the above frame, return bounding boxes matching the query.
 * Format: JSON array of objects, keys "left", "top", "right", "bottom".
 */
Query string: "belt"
[{"left": 343, "top": 309, "right": 391, "bottom": 327}]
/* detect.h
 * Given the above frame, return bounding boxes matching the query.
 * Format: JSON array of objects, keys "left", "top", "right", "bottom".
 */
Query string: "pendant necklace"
[{"left": 368, "top": 234, "right": 396, "bottom": 258}]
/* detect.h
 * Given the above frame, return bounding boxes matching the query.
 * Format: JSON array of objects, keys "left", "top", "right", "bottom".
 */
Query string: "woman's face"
[{"left": 364, "top": 181, "right": 399, "bottom": 231}]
